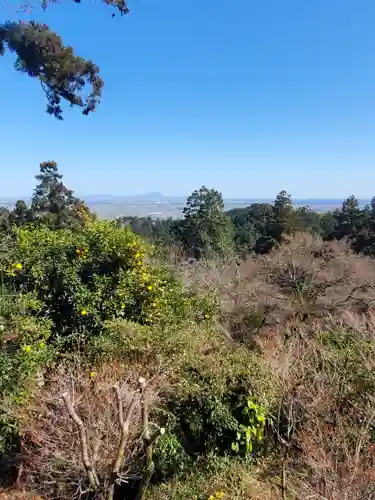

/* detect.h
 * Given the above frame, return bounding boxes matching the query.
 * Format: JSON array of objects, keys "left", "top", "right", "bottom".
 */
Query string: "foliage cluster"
[
  {"left": 0, "top": 160, "right": 92, "bottom": 233},
  {"left": 7, "top": 311, "right": 277, "bottom": 498},
  {"left": 4, "top": 221, "right": 190, "bottom": 337}
]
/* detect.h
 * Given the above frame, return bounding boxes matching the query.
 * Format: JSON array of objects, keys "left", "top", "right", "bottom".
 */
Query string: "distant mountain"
[{"left": 80, "top": 193, "right": 185, "bottom": 204}]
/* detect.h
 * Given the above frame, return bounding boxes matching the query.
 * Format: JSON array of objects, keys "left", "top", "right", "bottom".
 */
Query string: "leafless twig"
[
  {"left": 62, "top": 391, "right": 101, "bottom": 493},
  {"left": 107, "top": 384, "right": 138, "bottom": 500}
]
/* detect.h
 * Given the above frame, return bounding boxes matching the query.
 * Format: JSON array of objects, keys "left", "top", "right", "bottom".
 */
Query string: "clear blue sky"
[{"left": 1, "top": 0, "right": 375, "bottom": 199}]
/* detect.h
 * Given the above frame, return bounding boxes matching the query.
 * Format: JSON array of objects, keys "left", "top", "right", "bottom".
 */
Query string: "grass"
[{"left": 146, "top": 455, "right": 279, "bottom": 500}]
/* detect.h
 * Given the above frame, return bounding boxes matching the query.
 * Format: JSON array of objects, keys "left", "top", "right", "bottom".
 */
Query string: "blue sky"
[{"left": 1, "top": 0, "right": 375, "bottom": 199}]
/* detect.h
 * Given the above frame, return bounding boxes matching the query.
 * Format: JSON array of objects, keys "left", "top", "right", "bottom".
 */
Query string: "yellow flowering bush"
[{"left": 4, "top": 220, "right": 191, "bottom": 339}]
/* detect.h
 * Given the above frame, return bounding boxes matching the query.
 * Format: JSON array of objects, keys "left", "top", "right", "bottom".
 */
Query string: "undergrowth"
[{"left": 2, "top": 232, "right": 375, "bottom": 499}]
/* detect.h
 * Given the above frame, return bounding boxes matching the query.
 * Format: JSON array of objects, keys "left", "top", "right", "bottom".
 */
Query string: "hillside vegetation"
[{"left": 1, "top": 162, "right": 375, "bottom": 499}]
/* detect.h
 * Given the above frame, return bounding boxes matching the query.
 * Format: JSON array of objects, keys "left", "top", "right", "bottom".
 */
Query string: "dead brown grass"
[{"left": 263, "top": 314, "right": 375, "bottom": 500}]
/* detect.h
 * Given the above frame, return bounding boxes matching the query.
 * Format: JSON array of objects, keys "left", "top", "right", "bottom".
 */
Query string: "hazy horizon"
[
  {"left": 1, "top": 193, "right": 372, "bottom": 220},
  {"left": 0, "top": 192, "right": 373, "bottom": 203}
]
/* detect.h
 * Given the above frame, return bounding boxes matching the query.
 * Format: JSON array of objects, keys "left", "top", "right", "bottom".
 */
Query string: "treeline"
[
  {"left": 2, "top": 165, "right": 375, "bottom": 261},
  {"left": 118, "top": 188, "right": 375, "bottom": 259}
]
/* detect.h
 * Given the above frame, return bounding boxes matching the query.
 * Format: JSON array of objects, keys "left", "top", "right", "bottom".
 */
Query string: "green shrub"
[
  {"left": 317, "top": 328, "right": 375, "bottom": 406},
  {"left": 168, "top": 377, "right": 272, "bottom": 460},
  {"left": 231, "top": 398, "right": 269, "bottom": 455},
  {"left": 153, "top": 432, "right": 191, "bottom": 479},
  {"left": 146, "top": 454, "right": 258, "bottom": 500},
  {"left": 3, "top": 221, "right": 192, "bottom": 339},
  {"left": 169, "top": 389, "right": 240, "bottom": 455},
  {"left": 87, "top": 315, "right": 276, "bottom": 466},
  {"left": 0, "top": 306, "right": 53, "bottom": 453}
]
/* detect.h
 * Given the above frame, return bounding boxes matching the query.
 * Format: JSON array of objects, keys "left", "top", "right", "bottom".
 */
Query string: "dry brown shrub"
[
  {"left": 16, "top": 359, "right": 166, "bottom": 499},
  {"left": 169, "top": 234, "right": 375, "bottom": 499},
  {"left": 268, "top": 317, "right": 375, "bottom": 500},
  {"left": 185, "top": 233, "right": 375, "bottom": 345}
]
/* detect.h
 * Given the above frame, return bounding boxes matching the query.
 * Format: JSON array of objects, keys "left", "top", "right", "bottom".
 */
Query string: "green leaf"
[{"left": 231, "top": 441, "right": 239, "bottom": 452}]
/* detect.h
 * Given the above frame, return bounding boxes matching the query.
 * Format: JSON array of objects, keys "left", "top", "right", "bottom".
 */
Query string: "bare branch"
[
  {"left": 136, "top": 378, "right": 161, "bottom": 500},
  {"left": 107, "top": 385, "right": 138, "bottom": 500},
  {"left": 61, "top": 391, "right": 101, "bottom": 492}
]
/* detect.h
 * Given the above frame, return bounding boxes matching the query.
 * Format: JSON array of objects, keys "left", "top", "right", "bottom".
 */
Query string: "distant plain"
[{"left": 0, "top": 195, "right": 371, "bottom": 219}]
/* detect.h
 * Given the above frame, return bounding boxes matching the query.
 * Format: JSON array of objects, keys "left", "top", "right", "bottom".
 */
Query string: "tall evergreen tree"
[
  {"left": 174, "top": 186, "right": 233, "bottom": 259},
  {"left": 228, "top": 203, "right": 274, "bottom": 255},
  {"left": 31, "top": 160, "right": 88, "bottom": 229},
  {"left": 263, "top": 190, "right": 295, "bottom": 248},
  {"left": 331, "top": 195, "right": 365, "bottom": 241},
  {"left": 353, "top": 197, "right": 375, "bottom": 255},
  {"left": 320, "top": 211, "right": 337, "bottom": 240}
]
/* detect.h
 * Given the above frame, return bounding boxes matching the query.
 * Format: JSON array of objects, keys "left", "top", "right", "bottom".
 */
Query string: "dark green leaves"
[
  {"left": 0, "top": 21, "right": 104, "bottom": 119},
  {"left": 1, "top": 0, "right": 131, "bottom": 118}
]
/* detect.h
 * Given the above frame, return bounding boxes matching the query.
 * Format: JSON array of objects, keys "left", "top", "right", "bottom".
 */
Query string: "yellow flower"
[
  {"left": 137, "top": 261, "right": 143, "bottom": 266},
  {"left": 89, "top": 371, "right": 96, "bottom": 378},
  {"left": 15, "top": 263, "right": 22, "bottom": 270},
  {"left": 208, "top": 496, "right": 215, "bottom": 500},
  {"left": 24, "top": 345, "right": 32, "bottom": 353},
  {"left": 147, "top": 285, "right": 153, "bottom": 291},
  {"left": 215, "top": 493, "right": 226, "bottom": 499},
  {"left": 121, "top": 303, "right": 125, "bottom": 309},
  {"left": 135, "top": 252, "right": 140, "bottom": 258},
  {"left": 39, "top": 342, "right": 45, "bottom": 349},
  {"left": 76, "top": 248, "right": 81, "bottom": 255},
  {"left": 81, "top": 309, "right": 88, "bottom": 316}
]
